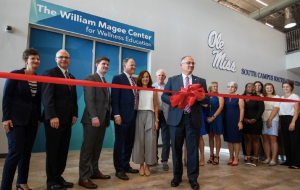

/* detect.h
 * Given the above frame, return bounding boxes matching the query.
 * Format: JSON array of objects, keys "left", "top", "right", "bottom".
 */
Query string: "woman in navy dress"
[
  {"left": 1, "top": 48, "right": 41, "bottom": 190},
  {"left": 223, "top": 81, "right": 244, "bottom": 166},
  {"left": 206, "top": 81, "right": 224, "bottom": 165}
]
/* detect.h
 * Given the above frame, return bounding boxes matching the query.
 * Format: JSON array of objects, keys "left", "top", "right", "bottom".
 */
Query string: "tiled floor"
[{"left": 0, "top": 147, "right": 300, "bottom": 190}]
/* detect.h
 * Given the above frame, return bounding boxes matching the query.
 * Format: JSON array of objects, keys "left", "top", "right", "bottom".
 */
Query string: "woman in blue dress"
[
  {"left": 223, "top": 81, "right": 244, "bottom": 166},
  {"left": 206, "top": 81, "right": 224, "bottom": 165}
]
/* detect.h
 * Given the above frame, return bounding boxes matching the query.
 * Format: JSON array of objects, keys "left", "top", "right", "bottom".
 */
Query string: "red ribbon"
[
  {"left": 1, "top": 72, "right": 300, "bottom": 105},
  {"left": 170, "top": 84, "right": 205, "bottom": 109}
]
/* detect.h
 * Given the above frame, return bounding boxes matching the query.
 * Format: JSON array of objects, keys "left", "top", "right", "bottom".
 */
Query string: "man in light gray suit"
[
  {"left": 78, "top": 56, "right": 111, "bottom": 189},
  {"left": 152, "top": 69, "right": 170, "bottom": 171}
]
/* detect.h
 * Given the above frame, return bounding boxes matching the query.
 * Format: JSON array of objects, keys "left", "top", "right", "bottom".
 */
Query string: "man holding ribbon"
[
  {"left": 78, "top": 56, "right": 111, "bottom": 189},
  {"left": 111, "top": 58, "right": 139, "bottom": 180},
  {"left": 42, "top": 49, "right": 78, "bottom": 190},
  {"left": 162, "top": 56, "right": 209, "bottom": 190}
]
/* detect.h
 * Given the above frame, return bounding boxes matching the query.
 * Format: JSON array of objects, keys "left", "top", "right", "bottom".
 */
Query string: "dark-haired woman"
[
  {"left": 132, "top": 70, "right": 159, "bottom": 176},
  {"left": 254, "top": 81, "right": 263, "bottom": 97},
  {"left": 243, "top": 83, "right": 264, "bottom": 167},
  {"left": 279, "top": 80, "right": 300, "bottom": 169},
  {"left": 1, "top": 48, "right": 41, "bottom": 190}
]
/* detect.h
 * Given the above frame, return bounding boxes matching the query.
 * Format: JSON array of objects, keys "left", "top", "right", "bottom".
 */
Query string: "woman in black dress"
[{"left": 242, "top": 83, "right": 264, "bottom": 167}]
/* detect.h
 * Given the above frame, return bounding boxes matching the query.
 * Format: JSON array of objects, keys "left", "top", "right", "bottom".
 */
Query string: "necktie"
[
  {"left": 130, "top": 76, "right": 138, "bottom": 110},
  {"left": 65, "top": 71, "right": 72, "bottom": 91},
  {"left": 184, "top": 76, "right": 191, "bottom": 113},
  {"left": 102, "top": 77, "right": 110, "bottom": 111}
]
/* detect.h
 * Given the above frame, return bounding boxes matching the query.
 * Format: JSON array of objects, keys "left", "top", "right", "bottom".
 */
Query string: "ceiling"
[{"left": 213, "top": 0, "right": 300, "bottom": 33}]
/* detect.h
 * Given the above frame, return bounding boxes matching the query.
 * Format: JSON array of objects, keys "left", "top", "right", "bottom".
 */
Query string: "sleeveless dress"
[
  {"left": 205, "top": 96, "right": 223, "bottom": 134},
  {"left": 223, "top": 97, "right": 242, "bottom": 143}
]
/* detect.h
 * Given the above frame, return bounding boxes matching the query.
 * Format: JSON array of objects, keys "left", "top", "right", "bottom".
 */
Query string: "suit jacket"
[
  {"left": 161, "top": 74, "right": 209, "bottom": 129},
  {"left": 41, "top": 66, "right": 78, "bottom": 125},
  {"left": 81, "top": 73, "right": 110, "bottom": 126},
  {"left": 111, "top": 73, "right": 136, "bottom": 122},
  {"left": 2, "top": 68, "right": 41, "bottom": 126}
]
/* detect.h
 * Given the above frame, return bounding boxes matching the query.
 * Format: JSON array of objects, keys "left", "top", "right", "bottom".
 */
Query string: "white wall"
[{"left": 1, "top": 0, "right": 299, "bottom": 153}]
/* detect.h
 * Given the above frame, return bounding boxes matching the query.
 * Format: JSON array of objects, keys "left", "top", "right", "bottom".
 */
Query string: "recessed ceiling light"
[{"left": 256, "top": 0, "right": 268, "bottom": 6}]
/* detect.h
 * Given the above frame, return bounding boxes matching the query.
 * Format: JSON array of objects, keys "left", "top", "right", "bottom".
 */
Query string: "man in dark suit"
[
  {"left": 78, "top": 56, "right": 111, "bottom": 189},
  {"left": 162, "top": 56, "right": 209, "bottom": 190},
  {"left": 42, "top": 49, "right": 78, "bottom": 190},
  {"left": 111, "top": 58, "right": 139, "bottom": 180}
]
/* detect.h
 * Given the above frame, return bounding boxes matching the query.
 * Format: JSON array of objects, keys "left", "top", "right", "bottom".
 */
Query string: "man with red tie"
[
  {"left": 78, "top": 56, "right": 111, "bottom": 189},
  {"left": 162, "top": 56, "right": 209, "bottom": 190},
  {"left": 111, "top": 58, "right": 139, "bottom": 180},
  {"left": 42, "top": 50, "right": 78, "bottom": 190}
]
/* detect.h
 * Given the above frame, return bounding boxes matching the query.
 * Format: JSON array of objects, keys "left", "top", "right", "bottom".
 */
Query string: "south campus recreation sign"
[{"left": 29, "top": 0, "right": 155, "bottom": 50}]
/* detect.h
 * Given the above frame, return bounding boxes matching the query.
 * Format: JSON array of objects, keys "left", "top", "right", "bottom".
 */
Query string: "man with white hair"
[{"left": 152, "top": 69, "right": 170, "bottom": 171}]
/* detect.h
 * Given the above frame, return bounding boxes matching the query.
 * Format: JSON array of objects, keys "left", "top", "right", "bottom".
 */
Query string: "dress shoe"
[
  {"left": 124, "top": 168, "right": 139, "bottom": 173},
  {"left": 115, "top": 172, "right": 129, "bottom": 180},
  {"left": 171, "top": 178, "right": 182, "bottom": 187},
  {"left": 59, "top": 180, "right": 74, "bottom": 188},
  {"left": 16, "top": 184, "right": 32, "bottom": 190},
  {"left": 47, "top": 184, "right": 66, "bottom": 190},
  {"left": 189, "top": 180, "right": 200, "bottom": 190},
  {"left": 78, "top": 179, "right": 98, "bottom": 189},
  {"left": 90, "top": 172, "right": 111, "bottom": 179}
]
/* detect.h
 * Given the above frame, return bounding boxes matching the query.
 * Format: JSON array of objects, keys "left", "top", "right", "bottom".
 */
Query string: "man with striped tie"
[
  {"left": 42, "top": 49, "right": 78, "bottom": 190},
  {"left": 162, "top": 56, "right": 209, "bottom": 190},
  {"left": 111, "top": 58, "right": 139, "bottom": 180}
]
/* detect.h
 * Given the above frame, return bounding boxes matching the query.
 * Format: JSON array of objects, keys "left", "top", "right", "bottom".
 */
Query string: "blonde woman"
[
  {"left": 261, "top": 83, "right": 280, "bottom": 166},
  {"left": 206, "top": 81, "right": 224, "bottom": 165}
]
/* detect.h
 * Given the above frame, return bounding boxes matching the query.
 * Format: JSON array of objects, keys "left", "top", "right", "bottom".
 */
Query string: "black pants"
[
  {"left": 156, "top": 111, "right": 170, "bottom": 163},
  {"left": 1, "top": 116, "right": 38, "bottom": 190},
  {"left": 45, "top": 123, "right": 72, "bottom": 188},
  {"left": 280, "top": 115, "right": 300, "bottom": 167}
]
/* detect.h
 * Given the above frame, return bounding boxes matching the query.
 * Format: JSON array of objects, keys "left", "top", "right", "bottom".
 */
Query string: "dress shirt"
[
  {"left": 123, "top": 71, "right": 137, "bottom": 94},
  {"left": 152, "top": 82, "right": 165, "bottom": 111},
  {"left": 182, "top": 73, "right": 192, "bottom": 88},
  {"left": 57, "top": 65, "right": 69, "bottom": 78}
]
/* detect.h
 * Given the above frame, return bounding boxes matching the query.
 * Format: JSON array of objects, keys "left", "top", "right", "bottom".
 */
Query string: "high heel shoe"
[
  {"left": 145, "top": 171, "right": 151, "bottom": 176},
  {"left": 207, "top": 154, "right": 214, "bottom": 164},
  {"left": 212, "top": 156, "right": 219, "bottom": 165},
  {"left": 16, "top": 184, "right": 32, "bottom": 190}
]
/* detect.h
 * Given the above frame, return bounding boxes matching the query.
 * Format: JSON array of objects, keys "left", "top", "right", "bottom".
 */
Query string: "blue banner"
[{"left": 29, "top": 0, "right": 155, "bottom": 50}]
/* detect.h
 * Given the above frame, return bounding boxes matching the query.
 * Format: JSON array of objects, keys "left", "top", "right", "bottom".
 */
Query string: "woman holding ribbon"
[
  {"left": 261, "top": 83, "right": 280, "bottom": 166},
  {"left": 206, "top": 81, "right": 224, "bottom": 165},
  {"left": 242, "top": 83, "right": 264, "bottom": 167},
  {"left": 132, "top": 70, "right": 159, "bottom": 176},
  {"left": 1, "top": 48, "right": 41, "bottom": 190},
  {"left": 223, "top": 81, "right": 244, "bottom": 166},
  {"left": 279, "top": 80, "right": 300, "bottom": 169}
]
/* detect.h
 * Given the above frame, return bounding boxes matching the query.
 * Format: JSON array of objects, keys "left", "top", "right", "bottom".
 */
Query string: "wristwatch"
[
  {"left": 156, "top": 118, "right": 159, "bottom": 122},
  {"left": 212, "top": 115, "right": 216, "bottom": 119}
]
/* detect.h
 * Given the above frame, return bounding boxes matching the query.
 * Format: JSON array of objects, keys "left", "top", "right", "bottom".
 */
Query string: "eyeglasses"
[
  {"left": 182, "top": 61, "right": 195, "bottom": 65},
  {"left": 56, "top": 56, "right": 70, "bottom": 59}
]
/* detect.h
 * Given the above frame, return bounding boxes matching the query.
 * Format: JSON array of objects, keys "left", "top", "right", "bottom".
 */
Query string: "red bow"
[{"left": 170, "top": 84, "right": 205, "bottom": 109}]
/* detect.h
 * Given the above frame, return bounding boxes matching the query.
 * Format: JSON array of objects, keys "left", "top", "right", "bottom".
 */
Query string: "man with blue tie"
[
  {"left": 162, "top": 56, "right": 209, "bottom": 190},
  {"left": 111, "top": 58, "right": 139, "bottom": 180}
]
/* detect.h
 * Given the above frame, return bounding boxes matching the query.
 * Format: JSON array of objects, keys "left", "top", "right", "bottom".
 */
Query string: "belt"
[{"left": 183, "top": 110, "right": 191, "bottom": 114}]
